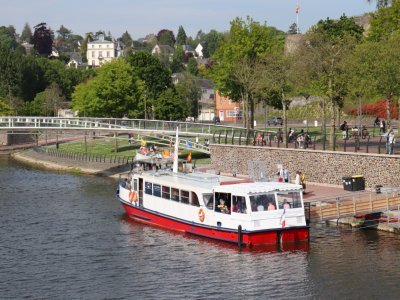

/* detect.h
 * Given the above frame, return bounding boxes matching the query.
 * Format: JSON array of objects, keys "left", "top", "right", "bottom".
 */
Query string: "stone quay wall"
[{"left": 210, "top": 145, "right": 400, "bottom": 188}]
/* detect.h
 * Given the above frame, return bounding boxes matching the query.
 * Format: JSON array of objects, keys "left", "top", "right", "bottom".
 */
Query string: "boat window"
[
  {"left": 162, "top": 186, "right": 170, "bottom": 199},
  {"left": 277, "top": 191, "right": 302, "bottom": 209},
  {"left": 133, "top": 179, "right": 138, "bottom": 191},
  {"left": 171, "top": 188, "right": 179, "bottom": 201},
  {"left": 203, "top": 193, "right": 214, "bottom": 210},
  {"left": 181, "top": 190, "right": 189, "bottom": 204},
  {"left": 153, "top": 184, "right": 161, "bottom": 197},
  {"left": 215, "top": 192, "right": 231, "bottom": 214},
  {"left": 191, "top": 192, "right": 200, "bottom": 207},
  {"left": 145, "top": 182, "right": 153, "bottom": 195},
  {"left": 232, "top": 196, "right": 247, "bottom": 214},
  {"left": 250, "top": 194, "right": 276, "bottom": 212}
]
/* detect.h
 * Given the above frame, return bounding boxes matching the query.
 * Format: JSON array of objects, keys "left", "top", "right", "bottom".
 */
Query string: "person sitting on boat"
[
  {"left": 268, "top": 202, "right": 276, "bottom": 211},
  {"left": 217, "top": 199, "right": 229, "bottom": 214},
  {"left": 283, "top": 200, "right": 291, "bottom": 209},
  {"left": 257, "top": 202, "right": 264, "bottom": 211}
]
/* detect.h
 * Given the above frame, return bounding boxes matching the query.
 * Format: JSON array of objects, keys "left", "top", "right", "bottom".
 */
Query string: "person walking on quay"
[
  {"left": 300, "top": 172, "right": 307, "bottom": 193},
  {"left": 380, "top": 119, "right": 386, "bottom": 134},
  {"left": 340, "top": 121, "right": 348, "bottom": 139},
  {"left": 387, "top": 127, "right": 396, "bottom": 155},
  {"left": 295, "top": 171, "right": 301, "bottom": 186},
  {"left": 279, "top": 166, "right": 289, "bottom": 183}
]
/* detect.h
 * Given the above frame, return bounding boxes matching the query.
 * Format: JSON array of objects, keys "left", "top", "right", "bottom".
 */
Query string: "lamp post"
[
  {"left": 144, "top": 91, "right": 147, "bottom": 120},
  {"left": 356, "top": 92, "right": 362, "bottom": 131}
]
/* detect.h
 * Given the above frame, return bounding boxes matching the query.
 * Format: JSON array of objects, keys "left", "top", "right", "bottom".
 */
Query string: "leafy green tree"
[
  {"left": 287, "top": 23, "right": 299, "bottom": 34},
  {"left": 176, "top": 26, "right": 187, "bottom": 45},
  {"left": 153, "top": 88, "right": 187, "bottom": 120},
  {"left": 33, "top": 23, "right": 53, "bottom": 56},
  {"left": 0, "top": 25, "right": 18, "bottom": 49},
  {"left": 210, "top": 17, "right": 285, "bottom": 130},
  {"left": 203, "top": 30, "right": 224, "bottom": 58},
  {"left": 0, "top": 98, "right": 14, "bottom": 115},
  {"left": 368, "top": 0, "right": 400, "bottom": 41},
  {"left": 347, "top": 33, "right": 400, "bottom": 125},
  {"left": 81, "top": 32, "right": 93, "bottom": 61},
  {"left": 120, "top": 31, "right": 133, "bottom": 47},
  {"left": 367, "top": 0, "right": 392, "bottom": 8},
  {"left": 186, "top": 57, "right": 198, "bottom": 76},
  {"left": 175, "top": 72, "right": 201, "bottom": 117},
  {"left": 293, "top": 16, "right": 362, "bottom": 144},
  {"left": 171, "top": 46, "right": 184, "bottom": 73},
  {"left": 126, "top": 51, "right": 173, "bottom": 118},
  {"left": 72, "top": 59, "right": 140, "bottom": 117},
  {"left": 56, "top": 25, "right": 72, "bottom": 41},
  {"left": 157, "top": 29, "right": 176, "bottom": 47},
  {"left": 20, "top": 23, "right": 33, "bottom": 43},
  {"left": 28, "top": 83, "right": 66, "bottom": 116}
]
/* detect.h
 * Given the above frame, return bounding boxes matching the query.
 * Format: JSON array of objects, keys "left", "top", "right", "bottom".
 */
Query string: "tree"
[
  {"left": 287, "top": 23, "right": 299, "bottom": 34},
  {"left": 56, "top": 25, "right": 72, "bottom": 41},
  {"left": 293, "top": 16, "right": 363, "bottom": 145},
  {"left": 0, "top": 98, "right": 14, "bottom": 115},
  {"left": 171, "top": 46, "right": 184, "bottom": 73},
  {"left": 157, "top": 29, "right": 176, "bottom": 47},
  {"left": 175, "top": 73, "right": 201, "bottom": 118},
  {"left": 30, "top": 83, "right": 66, "bottom": 116},
  {"left": 368, "top": 0, "right": 400, "bottom": 41},
  {"left": 347, "top": 33, "right": 400, "bottom": 125},
  {"left": 176, "top": 26, "right": 187, "bottom": 45},
  {"left": 33, "top": 23, "right": 53, "bottom": 56},
  {"left": 0, "top": 25, "right": 18, "bottom": 49},
  {"left": 72, "top": 59, "right": 140, "bottom": 117},
  {"left": 187, "top": 57, "right": 198, "bottom": 76},
  {"left": 153, "top": 88, "right": 187, "bottom": 120},
  {"left": 367, "top": 0, "right": 392, "bottom": 8},
  {"left": 210, "top": 17, "right": 285, "bottom": 130},
  {"left": 203, "top": 30, "right": 224, "bottom": 58},
  {"left": 120, "top": 31, "right": 133, "bottom": 48},
  {"left": 20, "top": 23, "right": 33, "bottom": 43}
]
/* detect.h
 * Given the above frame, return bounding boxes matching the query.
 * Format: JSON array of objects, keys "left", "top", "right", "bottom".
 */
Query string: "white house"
[
  {"left": 87, "top": 34, "right": 119, "bottom": 67},
  {"left": 195, "top": 43, "right": 204, "bottom": 58},
  {"left": 197, "top": 79, "right": 215, "bottom": 122}
]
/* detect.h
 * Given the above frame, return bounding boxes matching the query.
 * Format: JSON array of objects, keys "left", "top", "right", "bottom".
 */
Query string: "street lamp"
[
  {"left": 356, "top": 92, "right": 362, "bottom": 131},
  {"left": 144, "top": 91, "right": 147, "bottom": 120}
]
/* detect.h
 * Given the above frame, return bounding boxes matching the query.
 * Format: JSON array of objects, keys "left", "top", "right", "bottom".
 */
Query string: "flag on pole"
[
  {"left": 296, "top": 3, "right": 300, "bottom": 14},
  {"left": 280, "top": 208, "right": 286, "bottom": 228}
]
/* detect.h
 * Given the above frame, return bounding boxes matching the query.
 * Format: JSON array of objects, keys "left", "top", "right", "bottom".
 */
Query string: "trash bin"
[
  {"left": 352, "top": 175, "right": 365, "bottom": 191},
  {"left": 342, "top": 176, "right": 353, "bottom": 191}
]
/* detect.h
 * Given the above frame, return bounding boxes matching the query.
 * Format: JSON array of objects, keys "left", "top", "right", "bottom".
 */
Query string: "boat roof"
[
  {"left": 137, "top": 171, "right": 302, "bottom": 194},
  {"left": 214, "top": 182, "right": 303, "bottom": 195}
]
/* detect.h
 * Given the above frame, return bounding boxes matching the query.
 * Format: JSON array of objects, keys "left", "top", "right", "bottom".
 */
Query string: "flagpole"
[{"left": 296, "top": 1, "right": 299, "bottom": 34}]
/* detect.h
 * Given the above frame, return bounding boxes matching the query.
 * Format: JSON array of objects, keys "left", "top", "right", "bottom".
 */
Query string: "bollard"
[{"left": 238, "top": 225, "right": 243, "bottom": 251}]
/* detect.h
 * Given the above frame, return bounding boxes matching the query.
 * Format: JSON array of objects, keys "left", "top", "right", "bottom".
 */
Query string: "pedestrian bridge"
[{"left": 0, "top": 116, "right": 265, "bottom": 155}]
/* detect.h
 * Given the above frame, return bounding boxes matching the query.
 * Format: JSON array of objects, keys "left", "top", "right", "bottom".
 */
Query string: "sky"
[{"left": 1, "top": 0, "right": 377, "bottom": 39}]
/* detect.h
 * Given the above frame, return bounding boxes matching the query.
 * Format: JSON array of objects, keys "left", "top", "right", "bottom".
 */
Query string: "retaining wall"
[{"left": 210, "top": 145, "right": 400, "bottom": 188}]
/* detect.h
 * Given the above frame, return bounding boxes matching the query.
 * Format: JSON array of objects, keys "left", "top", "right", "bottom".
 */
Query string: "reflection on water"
[{"left": 1, "top": 157, "right": 400, "bottom": 299}]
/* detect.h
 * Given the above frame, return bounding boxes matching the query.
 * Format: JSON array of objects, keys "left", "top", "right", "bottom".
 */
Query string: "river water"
[{"left": 1, "top": 158, "right": 400, "bottom": 299}]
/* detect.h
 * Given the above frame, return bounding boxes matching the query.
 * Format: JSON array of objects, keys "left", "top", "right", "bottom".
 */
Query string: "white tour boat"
[{"left": 116, "top": 129, "right": 309, "bottom": 246}]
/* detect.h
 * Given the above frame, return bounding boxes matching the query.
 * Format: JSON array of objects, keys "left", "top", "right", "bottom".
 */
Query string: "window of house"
[
  {"left": 92, "top": 51, "right": 95, "bottom": 58},
  {"left": 162, "top": 186, "right": 170, "bottom": 199},
  {"left": 181, "top": 190, "right": 189, "bottom": 204},
  {"left": 227, "top": 110, "right": 236, "bottom": 117},
  {"left": 229, "top": 99, "right": 233, "bottom": 104},
  {"left": 99, "top": 45, "right": 102, "bottom": 48},
  {"left": 107, "top": 51, "right": 110, "bottom": 57},
  {"left": 91, "top": 60, "right": 95, "bottom": 66},
  {"left": 145, "top": 182, "right": 153, "bottom": 195},
  {"left": 99, "top": 51, "right": 103, "bottom": 58},
  {"left": 153, "top": 184, "right": 161, "bottom": 197}
]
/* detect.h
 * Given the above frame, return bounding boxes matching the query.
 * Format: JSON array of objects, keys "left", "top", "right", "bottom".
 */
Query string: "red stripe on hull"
[{"left": 120, "top": 201, "right": 309, "bottom": 246}]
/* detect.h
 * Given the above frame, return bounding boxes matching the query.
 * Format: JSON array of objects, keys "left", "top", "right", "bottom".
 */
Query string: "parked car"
[{"left": 267, "top": 117, "right": 283, "bottom": 126}]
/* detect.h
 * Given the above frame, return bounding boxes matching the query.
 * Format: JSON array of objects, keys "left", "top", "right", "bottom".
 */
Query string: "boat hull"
[{"left": 118, "top": 197, "right": 309, "bottom": 246}]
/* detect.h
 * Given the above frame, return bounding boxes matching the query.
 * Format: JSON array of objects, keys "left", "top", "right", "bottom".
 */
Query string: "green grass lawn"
[{"left": 47, "top": 137, "right": 211, "bottom": 165}]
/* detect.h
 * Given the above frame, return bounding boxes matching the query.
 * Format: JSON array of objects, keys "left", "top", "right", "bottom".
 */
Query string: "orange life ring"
[
  {"left": 198, "top": 208, "right": 205, "bottom": 222},
  {"left": 129, "top": 191, "right": 138, "bottom": 202}
]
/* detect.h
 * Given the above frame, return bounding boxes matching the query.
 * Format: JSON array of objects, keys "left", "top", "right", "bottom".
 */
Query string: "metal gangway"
[{"left": 307, "top": 187, "right": 400, "bottom": 222}]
